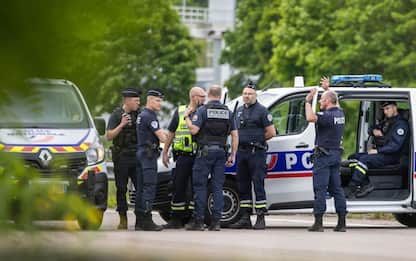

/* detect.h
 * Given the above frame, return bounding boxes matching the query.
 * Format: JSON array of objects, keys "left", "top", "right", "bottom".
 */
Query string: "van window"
[
  {"left": 0, "top": 84, "right": 90, "bottom": 128},
  {"left": 269, "top": 95, "right": 307, "bottom": 135}
]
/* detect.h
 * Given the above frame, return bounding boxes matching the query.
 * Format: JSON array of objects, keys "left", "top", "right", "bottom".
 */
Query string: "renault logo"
[{"left": 38, "top": 149, "right": 53, "bottom": 168}]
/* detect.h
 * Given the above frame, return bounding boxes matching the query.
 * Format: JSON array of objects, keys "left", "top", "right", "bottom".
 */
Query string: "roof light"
[
  {"left": 294, "top": 76, "right": 304, "bottom": 87},
  {"left": 331, "top": 74, "right": 382, "bottom": 84}
]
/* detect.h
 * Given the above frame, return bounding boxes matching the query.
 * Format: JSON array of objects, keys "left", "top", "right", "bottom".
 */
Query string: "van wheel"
[
  {"left": 205, "top": 179, "right": 240, "bottom": 227},
  {"left": 77, "top": 209, "right": 104, "bottom": 230},
  {"left": 394, "top": 213, "right": 416, "bottom": 227}
]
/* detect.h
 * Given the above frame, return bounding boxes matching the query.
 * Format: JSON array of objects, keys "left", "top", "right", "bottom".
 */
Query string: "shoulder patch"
[
  {"left": 207, "top": 109, "right": 229, "bottom": 119},
  {"left": 267, "top": 113, "right": 273, "bottom": 122},
  {"left": 192, "top": 114, "right": 198, "bottom": 121},
  {"left": 151, "top": 120, "right": 159, "bottom": 129},
  {"left": 317, "top": 112, "right": 324, "bottom": 115},
  {"left": 136, "top": 116, "right": 141, "bottom": 124},
  {"left": 397, "top": 128, "right": 405, "bottom": 136}
]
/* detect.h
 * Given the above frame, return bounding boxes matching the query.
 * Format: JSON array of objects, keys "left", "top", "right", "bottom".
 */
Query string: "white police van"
[
  {"left": 135, "top": 75, "right": 416, "bottom": 227},
  {"left": 215, "top": 74, "right": 415, "bottom": 227},
  {"left": 0, "top": 79, "right": 108, "bottom": 229}
]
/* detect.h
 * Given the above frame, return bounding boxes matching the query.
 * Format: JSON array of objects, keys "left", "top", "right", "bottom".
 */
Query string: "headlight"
[{"left": 86, "top": 145, "right": 105, "bottom": 165}]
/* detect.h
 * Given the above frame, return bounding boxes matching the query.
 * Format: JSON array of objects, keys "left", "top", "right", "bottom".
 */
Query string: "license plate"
[{"left": 30, "top": 179, "right": 69, "bottom": 194}]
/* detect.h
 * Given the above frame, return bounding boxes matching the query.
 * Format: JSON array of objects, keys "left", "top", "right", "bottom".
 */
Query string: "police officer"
[
  {"left": 183, "top": 85, "right": 238, "bottom": 231},
  {"left": 305, "top": 77, "right": 347, "bottom": 232},
  {"left": 345, "top": 101, "right": 409, "bottom": 198},
  {"left": 229, "top": 81, "right": 276, "bottom": 230},
  {"left": 106, "top": 87, "right": 141, "bottom": 229},
  {"left": 135, "top": 88, "right": 168, "bottom": 231},
  {"left": 162, "top": 86, "right": 206, "bottom": 229}
]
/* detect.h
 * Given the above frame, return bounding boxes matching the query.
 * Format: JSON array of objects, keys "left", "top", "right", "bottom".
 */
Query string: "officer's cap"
[
  {"left": 147, "top": 88, "right": 164, "bottom": 98},
  {"left": 381, "top": 101, "right": 397, "bottom": 107},
  {"left": 121, "top": 87, "right": 141, "bottom": 97},
  {"left": 245, "top": 80, "right": 257, "bottom": 90}
]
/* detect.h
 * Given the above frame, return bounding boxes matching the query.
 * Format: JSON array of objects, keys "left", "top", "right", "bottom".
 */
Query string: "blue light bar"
[{"left": 331, "top": 74, "right": 383, "bottom": 84}]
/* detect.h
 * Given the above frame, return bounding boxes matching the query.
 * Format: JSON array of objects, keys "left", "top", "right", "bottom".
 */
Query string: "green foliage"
[
  {"left": 223, "top": 0, "right": 416, "bottom": 89},
  {"left": 0, "top": 0, "right": 199, "bottom": 113},
  {"left": 91, "top": 0, "right": 199, "bottom": 112},
  {"left": 221, "top": 0, "right": 280, "bottom": 96},
  {"left": 0, "top": 153, "right": 100, "bottom": 231}
]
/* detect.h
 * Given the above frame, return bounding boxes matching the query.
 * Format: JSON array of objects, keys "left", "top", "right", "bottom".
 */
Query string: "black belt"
[
  {"left": 239, "top": 144, "right": 266, "bottom": 151},
  {"left": 174, "top": 151, "right": 195, "bottom": 156},
  {"left": 201, "top": 144, "right": 224, "bottom": 150}
]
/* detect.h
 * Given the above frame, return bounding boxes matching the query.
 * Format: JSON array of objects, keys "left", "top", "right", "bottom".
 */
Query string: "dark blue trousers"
[
  {"left": 312, "top": 149, "right": 346, "bottom": 215},
  {"left": 135, "top": 148, "right": 157, "bottom": 214},
  {"left": 192, "top": 149, "right": 226, "bottom": 222},
  {"left": 113, "top": 155, "right": 137, "bottom": 214},
  {"left": 349, "top": 153, "right": 398, "bottom": 186},
  {"left": 236, "top": 149, "right": 267, "bottom": 213}
]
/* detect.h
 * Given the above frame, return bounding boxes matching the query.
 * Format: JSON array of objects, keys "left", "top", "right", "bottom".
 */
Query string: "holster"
[{"left": 144, "top": 144, "right": 161, "bottom": 158}]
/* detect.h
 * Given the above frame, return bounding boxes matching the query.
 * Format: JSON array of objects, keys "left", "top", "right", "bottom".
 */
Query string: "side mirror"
[{"left": 94, "top": 117, "right": 106, "bottom": 136}]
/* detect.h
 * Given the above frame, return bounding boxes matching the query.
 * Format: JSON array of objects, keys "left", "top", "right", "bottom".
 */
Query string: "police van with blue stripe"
[{"left": 139, "top": 75, "right": 416, "bottom": 227}]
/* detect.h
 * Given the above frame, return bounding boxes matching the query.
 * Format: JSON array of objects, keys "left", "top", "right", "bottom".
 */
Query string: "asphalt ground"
[{"left": 1, "top": 209, "right": 414, "bottom": 260}]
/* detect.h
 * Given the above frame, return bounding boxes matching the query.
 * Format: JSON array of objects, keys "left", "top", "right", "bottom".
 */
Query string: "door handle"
[{"left": 295, "top": 143, "right": 309, "bottom": 148}]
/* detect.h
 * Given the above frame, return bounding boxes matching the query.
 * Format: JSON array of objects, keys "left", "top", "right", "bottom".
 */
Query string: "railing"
[{"left": 173, "top": 6, "right": 209, "bottom": 24}]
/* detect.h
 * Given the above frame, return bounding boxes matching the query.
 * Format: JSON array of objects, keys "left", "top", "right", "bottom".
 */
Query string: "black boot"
[
  {"left": 208, "top": 219, "right": 221, "bottom": 231},
  {"left": 253, "top": 214, "right": 265, "bottom": 230},
  {"left": 117, "top": 213, "right": 128, "bottom": 230},
  {"left": 229, "top": 210, "right": 252, "bottom": 229},
  {"left": 185, "top": 219, "right": 205, "bottom": 231},
  {"left": 134, "top": 212, "right": 144, "bottom": 231},
  {"left": 344, "top": 184, "right": 358, "bottom": 199},
  {"left": 333, "top": 213, "right": 347, "bottom": 232},
  {"left": 141, "top": 212, "right": 163, "bottom": 231},
  {"left": 308, "top": 214, "right": 324, "bottom": 232},
  {"left": 163, "top": 214, "right": 184, "bottom": 229}
]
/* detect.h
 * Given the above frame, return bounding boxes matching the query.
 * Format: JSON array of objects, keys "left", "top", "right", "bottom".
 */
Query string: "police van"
[
  {"left": 136, "top": 75, "right": 416, "bottom": 228},
  {"left": 208, "top": 74, "right": 414, "bottom": 227},
  {"left": 0, "top": 79, "right": 108, "bottom": 229}
]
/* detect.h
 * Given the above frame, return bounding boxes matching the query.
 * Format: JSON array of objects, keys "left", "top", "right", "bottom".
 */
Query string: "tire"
[
  {"left": 78, "top": 209, "right": 104, "bottom": 230},
  {"left": 205, "top": 178, "right": 241, "bottom": 227},
  {"left": 394, "top": 213, "right": 416, "bottom": 227}
]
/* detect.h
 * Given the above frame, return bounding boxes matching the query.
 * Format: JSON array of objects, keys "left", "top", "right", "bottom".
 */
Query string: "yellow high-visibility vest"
[{"left": 173, "top": 105, "right": 195, "bottom": 153}]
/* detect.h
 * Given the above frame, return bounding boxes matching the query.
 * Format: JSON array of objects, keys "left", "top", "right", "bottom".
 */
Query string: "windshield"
[{"left": 0, "top": 83, "right": 90, "bottom": 128}]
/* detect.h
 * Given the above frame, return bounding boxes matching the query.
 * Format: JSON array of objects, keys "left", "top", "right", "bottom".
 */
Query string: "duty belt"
[
  {"left": 238, "top": 142, "right": 267, "bottom": 152},
  {"left": 201, "top": 144, "right": 225, "bottom": 150}
]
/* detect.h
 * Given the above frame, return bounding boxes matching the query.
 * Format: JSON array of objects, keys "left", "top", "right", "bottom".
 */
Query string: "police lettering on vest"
[
  {"left": 316, "top": 107, "right": 345, "bottom": 149},
  {"left": 195, "top": 102, "right": 231, "bottom": 146}
]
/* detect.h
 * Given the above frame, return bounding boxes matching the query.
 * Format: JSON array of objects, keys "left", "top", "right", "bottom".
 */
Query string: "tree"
[
  {"left": 0, "top": 0, "right": 199, "bottom": 113},
  {"left": 221, "top": 0, "right": 280, "bottom": 97},
  {"left": 90, "top": 0, "right": 199, "bottom": 113},
  {"left": 269, "top": 0, "right": 416, "bottom": 86}
]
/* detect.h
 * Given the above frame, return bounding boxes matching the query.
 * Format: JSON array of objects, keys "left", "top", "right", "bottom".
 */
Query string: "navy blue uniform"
[
  {"left": 349, "top": 115, "right": 409, "bottom": 187},
  {"left": 191, "top": 101, "right": 236, "bottom": 222},
  {"left": 313, "top": 107, "right": 346, "bottom": 215},
  {"left": 235, "top": 101, "right": 273, "bottom": 214},
  {"left": 107, "top": 108, "right": 138, "bottom": 215},
  {"left": 135, "top": 108, "right": 161, "bottom": 214}
]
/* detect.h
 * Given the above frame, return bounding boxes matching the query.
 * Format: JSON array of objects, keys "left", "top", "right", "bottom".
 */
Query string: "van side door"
[{"left": 265, "top": 90, "right": 316, "bottom": 210}]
